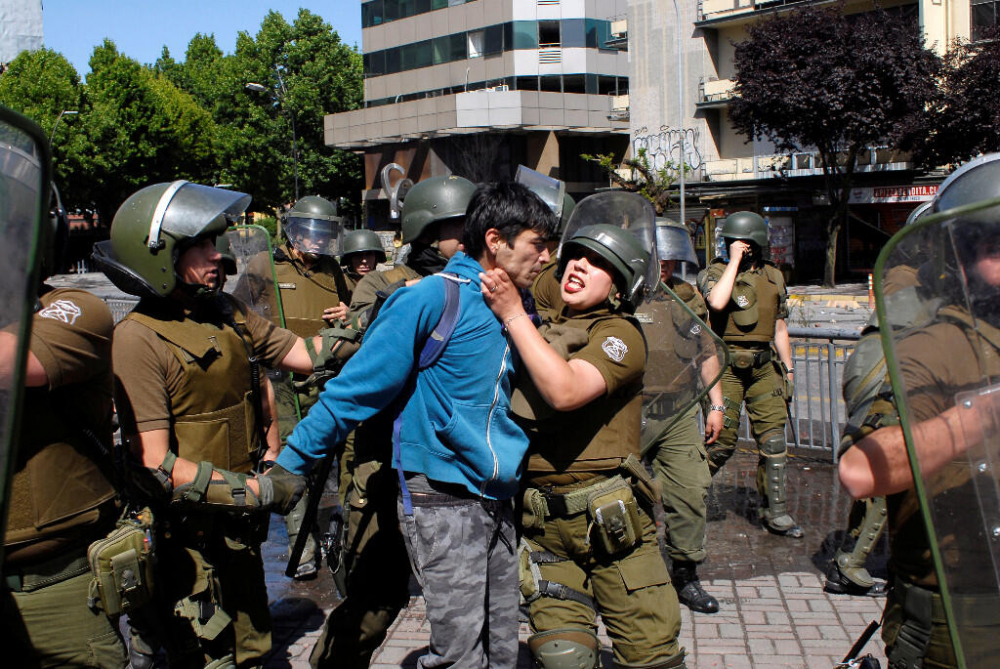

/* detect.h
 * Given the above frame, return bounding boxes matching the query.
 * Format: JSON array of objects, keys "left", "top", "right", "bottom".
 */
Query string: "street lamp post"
[
  {"left": 671, "top": 0, "right": 685, "bottom": 232},
  {"left": 49, "top": 109, "right": 78, "bottom": 147},
  {"left": 247, "top": 68, "right": 299, "bottom": 201}
]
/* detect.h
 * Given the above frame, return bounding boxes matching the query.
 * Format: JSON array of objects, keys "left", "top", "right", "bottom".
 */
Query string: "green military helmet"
[
  {"left": 558, "top": 223, "right": 652, "bottom": 313},
  {"left": 400, "top": 174, "right": 476, "bottom": 244},
  {"left": 721, "top": 211, "right": 769, "bottom": 248},
  {"left": 92, "top": 180, "right": 250, "bottom": 299},
  {"left": 283, "top": 195, "right": 343, "bottom": 257},
  {"left": 341, "top": 229, "right": 387, "bottom": 264}
]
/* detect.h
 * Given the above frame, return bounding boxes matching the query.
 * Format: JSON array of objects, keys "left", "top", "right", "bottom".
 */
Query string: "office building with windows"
[
  {"left": 325, "top": 0, "right": 631, "bottom": 225},
  {"left": 628, "top": 0, "right": 991, "bottom": 281}
]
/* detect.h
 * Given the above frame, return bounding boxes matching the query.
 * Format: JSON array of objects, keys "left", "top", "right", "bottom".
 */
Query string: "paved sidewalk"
[{"left": 264, "top": 450, "right": 888, "bottom": 669}]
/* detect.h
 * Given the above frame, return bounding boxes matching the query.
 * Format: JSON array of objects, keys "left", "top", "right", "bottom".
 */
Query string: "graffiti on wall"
[{"left": 632, "top": 126, "right": 704, "bottom": 177}]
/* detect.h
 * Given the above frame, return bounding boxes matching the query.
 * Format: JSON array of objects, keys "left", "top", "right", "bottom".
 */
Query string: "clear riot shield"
[
  {"left": 0, "top": 108, "right": 51, "bottom": 563},
  {"left": 874, "top": 194, "right": 1000, "bottom": 668},
  {"left": 638, "top": 281, "right": 728, "bottom": 455},
  {"left": 223, "top": 225, "right": 302, "bottom": 431}
]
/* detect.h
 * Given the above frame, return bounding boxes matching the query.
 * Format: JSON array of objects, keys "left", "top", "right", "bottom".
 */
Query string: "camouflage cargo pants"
[{"left": 398, "top": 492, "right": 518, "bottom": 669}]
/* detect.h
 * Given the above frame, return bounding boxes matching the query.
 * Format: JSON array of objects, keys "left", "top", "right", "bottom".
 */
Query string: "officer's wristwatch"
[{"left": 709, "top": 405, "right": 725, "bottom": 413}]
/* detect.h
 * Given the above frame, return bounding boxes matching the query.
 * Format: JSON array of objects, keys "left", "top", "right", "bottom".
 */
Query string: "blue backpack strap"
[{"left": 394, "top": 275, "right": 463, "bottom": 516}]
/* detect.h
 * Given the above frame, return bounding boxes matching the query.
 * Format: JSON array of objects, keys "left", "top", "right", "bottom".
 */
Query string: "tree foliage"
[
  {"left": 581, "top": 148, "right": 686, "bottom": 215},
  {"left": 900, "top": 26, "right": 1000, "bottom": 168},
  {"left": 0, "top": 9, "right": 363, "bottom": 225},
  {"left": 729, "top": 2, "right": 940, "bottom": 285}
]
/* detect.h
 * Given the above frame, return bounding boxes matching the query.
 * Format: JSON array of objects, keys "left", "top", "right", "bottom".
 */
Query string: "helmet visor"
[
  {"left": 285, "top": 216, "right": 343, "bottom": 257},
  {"left": 655, "top": 223, "right": 698, "bottom": 268},
  {"left": 561, "top": 191, "right": 659, "bottom": 304},
  {"left": 157, "top": 181, "right": 251, "bottom": 245},
  {"left": 515, "top": 165, "right": 566, "bottom": 218}
]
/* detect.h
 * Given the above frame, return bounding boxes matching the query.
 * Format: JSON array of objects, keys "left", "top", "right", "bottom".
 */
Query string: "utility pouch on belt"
[
  {"left": 619, "top": 454, "right": 661, "bottom": 506},
  {"left": 518, "top": 537, "right": 543, "bottom": 604},
  {"left": 87, "top": 507, "right": 155, "bottom": 619},
  {"left": 521, "top": 488, "right": 547, "bottom": 530},
  {"left": 587, "top": 478, "right": 641, "bottom": 555}
]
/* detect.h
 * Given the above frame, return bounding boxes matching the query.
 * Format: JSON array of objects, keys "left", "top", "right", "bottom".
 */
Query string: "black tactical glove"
[{"left": 258, "top": 463, "right": 307, "bottom": 515}]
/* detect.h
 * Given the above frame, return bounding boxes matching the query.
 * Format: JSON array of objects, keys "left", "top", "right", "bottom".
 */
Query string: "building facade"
[
  {"left": 325, "top": 0, "right": 632, "bottom": 227},
  {"left": 628, "top": 0, "right": 987, "bottom": 281},
  {"left": 0, "top": 0, "right": 42, "bottom": 68}
]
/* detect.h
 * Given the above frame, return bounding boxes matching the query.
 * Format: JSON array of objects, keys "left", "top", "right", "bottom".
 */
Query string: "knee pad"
[
  {"left": 528, "top": 628, "right": 600, "bottom": 669},
  {"left": 758, "top": 430, "right": 787, "bottom": 457}
]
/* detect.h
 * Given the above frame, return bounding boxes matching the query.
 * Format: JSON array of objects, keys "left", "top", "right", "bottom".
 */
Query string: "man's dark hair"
[{"left": 462, "top": 181, "right": 558, "bottom": 260}]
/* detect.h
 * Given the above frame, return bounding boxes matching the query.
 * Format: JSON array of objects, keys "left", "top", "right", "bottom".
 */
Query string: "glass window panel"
[
  {"left": 384, "top": 0, "right": 399, "bottom": 22},
  {"left": 504, "top": 22, "right": 513, "bottom": 51},
  {"left": 562, "top": 19, "right": 586, "bottom": 48},
  {"left": 401, "top": 40, "right": 432, "bottom": 70},
  {"left": 468, "top": 30, "right": 484, "bottom": 58},
  {"left": 585, "top": 73, "right": 598, "bottom": 94},
  {"left": 433, "top": 0, "right": 449, "bottom": 8},
  {"left": 366, "top": 50, "right": 386, "bottom": 77},
  {"left": 516, "top": 76, "right": 538, "bottom": 91},
  {"left": 563, "top": 74, "right": 585, "bottom": 94},
  {"left": 595, "top": 20, "right": 613, "bottom": 50},
  {"left": 540, "top": 75, "right": 561, "bottom": 92},
  {"left": 432, "top": 36, "right": 450, "bottom": 64},
  {"left": 513, "top": 21, "right": 538, "bottom": 50},
  {"left": 450, "top": 33, "right": 467, "bottom": 61},
  {"left": 399, "top": 0, "right": 416, "bottom": 19},
  {"left": 538, "top": 21, "right": 560, "bottom": 47},
  {"left": 973, "top": 3, "right": 998, "bottom": 41},
  {"left": 585, "top": 19, "right": 598, "bottom": 48},
  {"left": 485, "top": 24, "right": 504, "bottom": 56},
  {"left": 618, "top": 77, "right": 629, "bottom": 94},
  {"left": 417, "top": 0, "right": 431, "bottom": 12},
  {"left": 385, "top": 47, "right": 401, "bottom": 74},
  {"left": 598, "top": 75, "right": 617, "bottom": 95}
]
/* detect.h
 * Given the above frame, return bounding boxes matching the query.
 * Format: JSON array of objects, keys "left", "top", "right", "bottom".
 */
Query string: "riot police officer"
[
  {"left": 481, "top": 193, "right": 687, "bottom": 669},
  {"left": 4, "top": 167, "right": 129, "bottom": 666},
  {"left": 340, "top": 229, "right": 386, "bottom": 293},
  {"left": 93, "top": 181, "right": 314, "bottom": 668},
  {"left": 839, "top": 154, "right": 1000, "bottom": 667},
  {"left": 645, "top": 219, "right": 725, "bottom": 613},
  {"left": 698, "top": 212, "right": 802, "bottom": 538}
]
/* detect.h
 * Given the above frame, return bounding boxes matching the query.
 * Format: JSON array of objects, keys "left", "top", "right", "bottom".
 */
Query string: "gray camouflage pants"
[{"left": 398, "top": 492, "right": 518, "bottom": 669}]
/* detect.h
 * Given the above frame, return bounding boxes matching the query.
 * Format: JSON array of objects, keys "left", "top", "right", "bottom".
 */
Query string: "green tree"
[
  {"left": 900, "top": 26, "right": 1000, "bottom": 168},
  {"left": 729, "top": 3, "right": 939, "bottom": 286},
  {"left": 581, "top": 148, "right": 687, "bottom": 215},
  {"left": 79, "top": 40, "right": 219, "bottom": 221},
  {"left": 0, "top": 48, "right": 86, "bottom": 198},
  {"left": 231, "top": 9, "right": 363, "bottom": 213}
]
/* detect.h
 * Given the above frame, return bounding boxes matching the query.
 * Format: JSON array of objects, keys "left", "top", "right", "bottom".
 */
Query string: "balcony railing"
[
  {"left": 697, "top": 77, "right": 736, "bottom": 106},
  {"left": 702, "top": 148, "right": 911, "bottom": 182}
]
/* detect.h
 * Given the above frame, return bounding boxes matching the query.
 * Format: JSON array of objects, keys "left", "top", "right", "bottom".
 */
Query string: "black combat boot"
[{"left": 671, "top": 561, "right": 720, "bottom": 614}]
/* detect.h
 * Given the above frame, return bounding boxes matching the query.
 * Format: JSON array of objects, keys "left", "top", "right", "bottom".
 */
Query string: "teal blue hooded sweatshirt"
[{"left": 275, "top": 252, "right": 529, "bottom": 500}]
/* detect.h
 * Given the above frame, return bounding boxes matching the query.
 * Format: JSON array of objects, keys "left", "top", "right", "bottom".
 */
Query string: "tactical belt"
[
  {"left": 528, "top": 474, "right": 619, "bottom": 518},
  {"left": 2, "top": 546, "right": 91, "bottom": 593},
  {"left": 888, "top": 576, "right": 1000, "bottom": 668},
  {"left": 729, "top": 347, "right": 772, "bottom": 369}
]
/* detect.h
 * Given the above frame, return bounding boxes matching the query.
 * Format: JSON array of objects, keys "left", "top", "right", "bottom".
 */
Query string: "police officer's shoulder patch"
[
  {"left": 39, "top": 299, "right": 82, "bottom": 325},
  {"left": 601, "top": 336, "right": 628, "bottom": 362}
]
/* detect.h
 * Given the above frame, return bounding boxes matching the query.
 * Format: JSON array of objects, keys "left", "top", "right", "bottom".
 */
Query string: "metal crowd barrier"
[{"left": 102, "top": 297, "right": 860, "bottom": 462}]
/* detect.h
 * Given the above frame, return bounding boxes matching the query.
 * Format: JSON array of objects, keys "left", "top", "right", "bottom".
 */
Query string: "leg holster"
[
  {"left": 528, "top": 628, "right": 601, "bottom": 669},
  {"left": 834, "top": 497, "right": 887, "bottom": 589}
]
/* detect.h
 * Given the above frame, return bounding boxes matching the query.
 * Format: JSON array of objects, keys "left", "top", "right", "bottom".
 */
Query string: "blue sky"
[{"left": 42, "top": 1, "right": 362, "bottom": 77}]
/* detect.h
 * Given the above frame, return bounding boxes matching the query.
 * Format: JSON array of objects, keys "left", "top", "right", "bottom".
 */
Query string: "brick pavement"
[{"left": 264, "top": 451, "right": 889, "bottom": 669}]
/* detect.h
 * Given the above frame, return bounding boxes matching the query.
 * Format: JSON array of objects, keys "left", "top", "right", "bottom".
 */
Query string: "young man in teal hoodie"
[{"left": 276, "top": 181, "right": 557, "bottom": 667}]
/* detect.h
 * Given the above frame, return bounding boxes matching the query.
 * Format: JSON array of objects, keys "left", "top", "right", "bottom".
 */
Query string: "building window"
[
  {"left": 540, "top": 75, "right": 562, "bottom": 92},
  {"left": 973, "top": 0, "right": 1000, "bottom": 41},
  {"left": 516, "top": 76, "right": 538, "bottom": 91},
  {"left": 484, "top": 24, "right": 504, "bottom": 56},
  {"left": 468, "top": 30, "right": 484, "bottom": 58},
  {"left": 562, "top": 74, "right": 586, "bottom": 93},
  {"left": 513, "top": 21, "right": 538, "bottom": 50},
  {"left": 538, "top": 21, "right": 561, "bottom": 48},
  {"left": 562, "top": 19, "right": 586, "bottom": 48}
]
